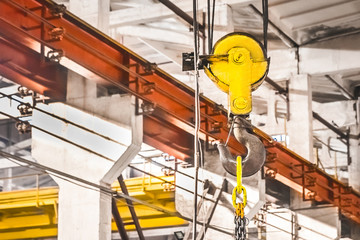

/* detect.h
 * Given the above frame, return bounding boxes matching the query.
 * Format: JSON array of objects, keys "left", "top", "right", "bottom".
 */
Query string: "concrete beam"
[
  {"left": 109, "top": 1, "right": 205, "bottom": 27},
  {"left": 287, "top": 74, "right": 314, "bottom": 162},
  {"left": 109, "top": 0, "right": 255, "bottom": 27},
  {"left": 312, "top": 100, "right": 357, "bottom": 131},
  {"left": 2, "top": 139, "right": 31, "bottom": 154},
  {"left": 138, "top": 39, "right": 190, "bottom": 66},
  {"left": 267, "top": 48, "right": 298, "bottom": 80},
  {"left": 69, "top": 0, "right": 110, "bottom": 33},
  {"left": 111, "top": 25, "right": 194, "bottom": 46},
  {"left": 299, "top": 33, "right": 360, "bottom": 75}
]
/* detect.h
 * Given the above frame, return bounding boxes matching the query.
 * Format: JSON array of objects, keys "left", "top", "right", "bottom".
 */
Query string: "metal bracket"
[
  {"left": 17, "top": 103, "right": 33, "bottom": 116},
  {"left": 136, "top": 102, "right": 155, "bottom": 115},
  {"left": 141, "top": 82, "right": 155, "bottom": 95},
  {"left": 49, "top": 4, "right": 67, "bottom": 17},
  {"left": 47, "top": 49, "right": 63, "bottom": 63},
  {"left": 141, "top": 63, "right": 157, "bottom": 76},
  {"left": 265, "top": 168, "right": 277, "bottom": 179},
  {"left": 209, "top": 121, "right": 223, "bottom": 134},
  {"left": 209, "top": 104, "right": 223, "bottom": 116},
  {"left": 182, "top": 52, "right": 228, "bottom": 71},
  {"left": 15, "top": 121, "right": 31, "bottom": 134},
  {"left": 18, "top": 86, "right": 34, "bottom": 97},
  {"left": 48, "top": 27, "right": 65, "bottom": 41}
]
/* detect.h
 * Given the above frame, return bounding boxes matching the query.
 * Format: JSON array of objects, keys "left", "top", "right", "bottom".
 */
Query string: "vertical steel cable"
[
  {"left": 210, "top": 0, "right": 216, "bottom": 53},
  {"left": 207, "top": 0, "right": 211, "bottom": 54},
  {"left": 207, "top": 0, "right": 216, "bottom": 54},
  {"left": 192, "top": 0, "right": 200, "bottom": 239},
  {"left": 262, "top": 0, "right": 269, "bottom": 52}
]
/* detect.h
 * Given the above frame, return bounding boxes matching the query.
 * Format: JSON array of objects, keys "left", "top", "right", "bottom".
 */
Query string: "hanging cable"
[
  {"left": 1, "top": 90, "right": 213, "bottom": 193},
  {"left": 210, "top": 0, "right": 216, "bottom": 53},
  {"left": 0, "top": 108, "right": 223, "bottom": 205},
  {"left": 207, "top": 0, "right": 211, "bottom": 54},
  {"left": 207, "top": 0, "right": 216, "bottom": 54},
  {"left": 192, "top": 0, "right": 201, "bottom": 238},
  {"left": 262, "top": 0, "right": 269, "bottom": 52}
]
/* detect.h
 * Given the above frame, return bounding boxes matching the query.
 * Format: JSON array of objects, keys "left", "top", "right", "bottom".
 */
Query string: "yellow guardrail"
[{"left": 0, "top": 175, "right": 186, "bottom": 239}]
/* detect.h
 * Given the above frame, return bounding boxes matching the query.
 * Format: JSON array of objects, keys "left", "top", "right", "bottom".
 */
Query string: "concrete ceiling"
[{"left": 99, "top": 0, "right": 360, "bottom": 106}]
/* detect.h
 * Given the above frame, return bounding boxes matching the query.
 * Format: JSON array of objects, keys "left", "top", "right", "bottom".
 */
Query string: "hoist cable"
[
  {"left": 262, "top": 0, "right": 269, "bottom": 52},
  {"left": 192, "top": 0, "right": 201, "bottom": 238},
  {"left": 207, "top": 0, "right": 216, "bottom": 54},
  {"left": 225, "top": 119, "right": 235, "bottom": 146},
  {"left": 210, "top": 0, "right": 216, "bottom": 52},
  {"left": 207, "top": 0, "right": 211, "bottom": 54}
]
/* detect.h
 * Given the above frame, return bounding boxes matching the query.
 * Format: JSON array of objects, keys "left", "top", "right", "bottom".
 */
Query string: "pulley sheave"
[{"left": 204, "top": 32, "right": 269, "bottom": 115}]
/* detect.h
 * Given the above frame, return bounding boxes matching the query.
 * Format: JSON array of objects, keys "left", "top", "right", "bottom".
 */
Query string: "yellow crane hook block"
[{"left": 204, "top": 32, "right": 269, "bottom": 115}]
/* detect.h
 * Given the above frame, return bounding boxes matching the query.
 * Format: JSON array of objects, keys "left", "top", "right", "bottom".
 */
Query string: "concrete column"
[
  {"left": 349, "top": 121, "right": 360, "bottom": 192},
  {"left": 54, "top": 178, "right": 112, "bottom": 240},
  {"left": 287, "top": 74, "right": 317, "bottom": 217},
  {"left": 69, "top": 0, "right": 110, "bottom": 33},
  {"left": 32, "top": 73, "right": 142, "bottom": 240},
  {"left": 287, "top": 74, "right": 314, "bottom": 162}
]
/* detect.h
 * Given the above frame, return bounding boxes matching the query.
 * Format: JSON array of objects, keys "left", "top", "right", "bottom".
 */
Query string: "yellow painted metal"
[
  {"left": 0, "top": 176, "right": 186, "bottom": 239},
  {"left": 0, "top": 187, "right": 58, "bottom": 240},
  {"left": 204, "top": 32, "right": 268, "bottom": 115},
  {"left": 232, "top": 156, "right": 247, "bottom": 218}
]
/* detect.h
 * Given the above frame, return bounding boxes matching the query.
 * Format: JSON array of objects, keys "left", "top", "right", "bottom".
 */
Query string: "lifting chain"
[{"left": 232, "top": 156, "right": 247, "bottom": 240}]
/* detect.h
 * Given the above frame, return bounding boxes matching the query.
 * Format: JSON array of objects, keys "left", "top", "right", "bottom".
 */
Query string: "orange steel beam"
[
  {"left": 0, "top": 34, "right": 67, "bottom": 100},
  {"left": 0, "top": 0, "right": 360, "bottom": 225}
]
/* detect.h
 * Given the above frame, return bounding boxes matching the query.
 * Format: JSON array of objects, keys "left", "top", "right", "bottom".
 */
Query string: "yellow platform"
[{"left": 0, "top": 175, "right": 186, "bottom": 239}]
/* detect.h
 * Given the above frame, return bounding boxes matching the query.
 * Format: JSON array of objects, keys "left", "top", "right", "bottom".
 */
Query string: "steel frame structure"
[{"left": 0, "top": 0, "right": 360, "bottom": 225}]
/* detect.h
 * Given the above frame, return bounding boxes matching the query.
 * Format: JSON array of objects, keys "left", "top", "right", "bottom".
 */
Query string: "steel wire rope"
[
  {"left": 207, "top": 0, "right": 216, "bottom": 54},
  {"left": 263, "top": 210, "right": 336, "bottom": 239},
  {"left": 210, "top": 0, "right": 216, "bottom": 52},
  {"left": 0, "top": 90, "right": 215, "bottom": 188},
  {"left": 0, "top": 12, "right": 235, "bottom": 148},
  {"left": 1, "top": 1, "right": 208, "bottom": 120},
  {"left": 1, "top": 0, "right": 241, "bottom": 153},
  {"left": 2, "top": 150, "right": 231, "bottom": 238},
  {"left": 1, "top": 141, "right": 336, "bottom": 239},
  {"left": 0, "top": 151, "right": 112, "bottom": 195},
  {"left": 0, "top": 91, "right": 128, "bottom": 147},
  {"left": 262, "top": 0, "right": 268, "bottom": 52},
  {"left": 0, "top": 90, "right": 228, "bottom": 196},
  {"left": 253, "top": 218, "right": 309, "bottom": 240},
  {"left": 0, "top": 110, "right": 222, "bottom": 203},
  {"left": 202, "top": 2, "right": 218, "bottom": 237},
  {"left": 191, "top": 0, "right": 203, "bottom": 238},
  {"left": 128, "top": 164, "right": 218, "bottom": 204},
  {"left": 0, "top": 150, "right": 234, "bottom": 236}
]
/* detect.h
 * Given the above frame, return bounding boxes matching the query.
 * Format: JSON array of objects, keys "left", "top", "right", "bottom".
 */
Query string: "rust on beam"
[{"left": 0, "top": 36, "right": 67, "bottom": 100}]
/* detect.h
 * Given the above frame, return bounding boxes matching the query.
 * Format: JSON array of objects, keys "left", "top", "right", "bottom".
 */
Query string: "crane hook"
[{"left": 218, "top": 116, "right": 266, "bottom": 177}]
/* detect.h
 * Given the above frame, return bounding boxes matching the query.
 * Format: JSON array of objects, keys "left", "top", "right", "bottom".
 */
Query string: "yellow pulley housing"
[{"left": 204, "top": 32, "right": 269, "bottom": 115}]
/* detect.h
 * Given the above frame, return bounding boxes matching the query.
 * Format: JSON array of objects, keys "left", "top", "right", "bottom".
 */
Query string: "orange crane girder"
[{"left": 0, "top": 0, "right": 360, "bottom": 225}]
